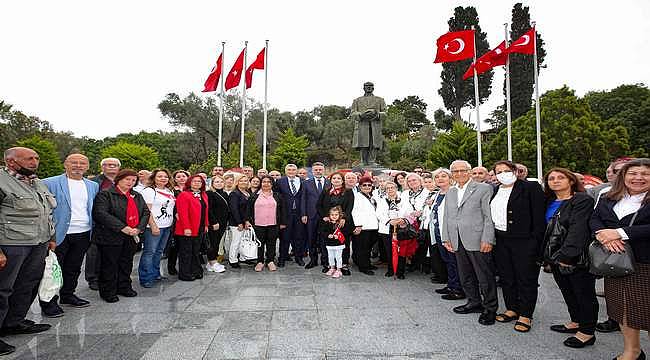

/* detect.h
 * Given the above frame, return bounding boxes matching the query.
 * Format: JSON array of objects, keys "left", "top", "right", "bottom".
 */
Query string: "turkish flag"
[
  {"left": 462, "top": 41, "right": 508, "bottom": 80},
  {"left": 509, "top": 28, "right": 535, "bottom": 55},
  {"left": 225, "top": 48, "right": 245, "bottom": 90},
  {"left": 434, "top": 30, "right": 475, "bottom": 63},
  {"left": 245, "top": 48, "right": 265, "bottom": 89},
  {"left": 201, "top": 53, "right": 222, "bottom": 93}
]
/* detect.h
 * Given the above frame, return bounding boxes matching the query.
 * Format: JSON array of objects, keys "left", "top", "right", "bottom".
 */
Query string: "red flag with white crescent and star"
[
  {"left": 509, "top": 28, "right": 535, "bottom": 55},
  {"left": 462, "top": 41, "right": 508, "bottom": 80},
  {"left": 201, "top": 53, "right": 222, "bottom": 93},
  {"left": 245, "top": 48, "right": 265, "bottom": 89},
  {"left": 433, "top": 30, "right": 475, "bottom": 63},
  {"left": 225, "top": 48, "right": 245, "bottom": 90}
]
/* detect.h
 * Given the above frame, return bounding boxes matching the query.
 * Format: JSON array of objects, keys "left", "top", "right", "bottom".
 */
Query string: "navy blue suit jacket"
[
  {"left": 304, "top": 177, "right": 330, "bottom": 218},
  {"left": 274, "top": 176, "right": 307, "bottom": 217}
]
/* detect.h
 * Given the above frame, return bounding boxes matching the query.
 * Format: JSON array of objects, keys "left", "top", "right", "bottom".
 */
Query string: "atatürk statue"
[{"left": 351, "top": 82, "right": 386, "bottom": 166}]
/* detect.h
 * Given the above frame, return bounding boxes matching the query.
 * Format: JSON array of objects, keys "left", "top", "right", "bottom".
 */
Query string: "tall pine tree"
[
  {"left": 505, "top": 3, "right": 546, "bottom": 121},
  {"left": 438, "top": 6, "right": 493, "bottom": 121}
]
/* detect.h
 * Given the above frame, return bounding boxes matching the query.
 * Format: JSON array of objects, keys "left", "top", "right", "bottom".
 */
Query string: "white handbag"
[
  {"left": 238, "top": 228, "right": 261, "bottom": 261},
  {"left": 38, "top": 250, "right": 63, "bottom": 302}
]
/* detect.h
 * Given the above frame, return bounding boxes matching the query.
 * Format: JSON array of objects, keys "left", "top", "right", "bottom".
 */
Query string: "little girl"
[{"left": 322, "top": 206, "right": 346, "bottom": 278}]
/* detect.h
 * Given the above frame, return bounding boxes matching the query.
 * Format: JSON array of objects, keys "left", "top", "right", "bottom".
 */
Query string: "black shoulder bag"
[{"left": 588, "top": 211, "right": 638, "bottom": 277}]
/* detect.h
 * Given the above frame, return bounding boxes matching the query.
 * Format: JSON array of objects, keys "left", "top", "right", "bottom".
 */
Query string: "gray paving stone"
[
  {"left": 6, "top": 334, "right": 105, "bottom": 360},
  {"left": 267, "top": 329, "right": 325, "bottom": 358},
  {"left": 271, "top": 310, "right": 320, "bottom": 331},
  {"left": 219, "top": 311, "right": 273, "bottom": 332},
  {"left": 203, "top": 331, "right": 269, "bottom": 359},
  {"left": 140, "top": 329, "right": 216, "bottom": 360}
]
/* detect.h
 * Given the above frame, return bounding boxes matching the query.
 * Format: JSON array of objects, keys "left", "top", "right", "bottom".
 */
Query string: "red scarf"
[
  {"left": 329, "top": 186, "right": 343, "bottom": 196},
  {"left": 117, "top": 187, "right": 139, "bottom": 228}
]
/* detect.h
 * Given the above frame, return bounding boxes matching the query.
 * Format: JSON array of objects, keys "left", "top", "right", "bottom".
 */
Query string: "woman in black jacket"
[
  {"left": 490, "top": 160, "right": 546, "bottom": 333},
  {"left": 246, "top": 176, "right": 287, "bottom": 272},
  {"left": 590, "top": 158, "right": 650, "bottom": 360},
  {"left": 316, "top": 172, "right": 354, "bottom": 274},
  {"left": 92, "top": 169, "right": 150, "bottom": 303},
  {"left": 227, "top": 174, "right": 251, "bottom": 268},
  {"left": 206, "top": 175, "right": 229, "bottom": 273},
  {"left": 543, "top": 168, "right": 598, "bottom": 349}
]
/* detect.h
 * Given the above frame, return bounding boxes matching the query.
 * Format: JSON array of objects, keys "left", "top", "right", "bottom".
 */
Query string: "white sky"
[{"left": 1, "top": 0, "right": 649, "bottom": 138}]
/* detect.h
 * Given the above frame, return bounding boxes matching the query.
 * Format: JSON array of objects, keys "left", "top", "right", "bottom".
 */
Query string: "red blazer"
[{"left": 174, "top": 191, "right": 209, "bottom": 236}]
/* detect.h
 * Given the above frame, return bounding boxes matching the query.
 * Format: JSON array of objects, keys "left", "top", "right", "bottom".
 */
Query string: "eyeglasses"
[
  {"left": 103, "top": 163, "right": 119, "bottom": 168},
  {"left": 450, "top": 169, "right": 469, "bottom": 174},
  {"left": 360, "top": 184, "right": 373, "bottom": 187}
]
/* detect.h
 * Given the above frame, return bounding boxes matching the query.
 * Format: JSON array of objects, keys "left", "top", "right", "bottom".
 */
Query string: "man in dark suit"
[
  {"left": 274, "top": 164, "right": 307, "bottom": 267},
  {"left": 304, "top": 162, "right": 330, "bottom": 270},
  {"left": 86, "top": 157, "right": 120, "bottom": 290}
]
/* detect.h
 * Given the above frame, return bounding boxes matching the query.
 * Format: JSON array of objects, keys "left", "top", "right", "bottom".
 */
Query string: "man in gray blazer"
[{"left": 442, "top": 160, "right": 497, "bottom": 325}]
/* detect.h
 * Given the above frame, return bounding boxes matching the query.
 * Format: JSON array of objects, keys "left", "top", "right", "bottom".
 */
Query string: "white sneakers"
[{"left": 206, "top": 262, "right": 226, "bottom": 273}]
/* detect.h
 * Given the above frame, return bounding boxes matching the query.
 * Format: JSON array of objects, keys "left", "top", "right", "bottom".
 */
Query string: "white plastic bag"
[
  {"left": 238, "top": 228, "right": 260, "bottom": 261},
  {"left": 38, "top": 250, "right": 63, "bottom": 302}
]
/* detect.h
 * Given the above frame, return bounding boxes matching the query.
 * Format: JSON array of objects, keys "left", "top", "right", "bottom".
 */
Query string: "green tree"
[
  {"left": 219, "top": 131, "right": 262, "bottom": 170},
  {"left": 485, "top": 86, "right": 630, "bottom": 177},
  {"left": 100, "top": 141, "right": 160, "bottom": 171},
  {"left": 16, "top": 136, "right": 63, "bottom": 178},
  {"left": 438, "top": 6, "right": 493, "bottom": 120},
  {"left": 505, "top": 3, "right": 547, "bottom": 121},
  {"left": 269, "top": 128, "right": 309, "bottom": 169},
  {"left": 387, "top": 96, "right": 429, "bottom": 133},
  {"left": 427, "top": 121, "right": 478, "bottom": 169},
  {"left": 433, "top": 108, "right": 456, "bottom": 131},
  {"left": 583, "top": 83, "right": 650, "bottom": 157}
]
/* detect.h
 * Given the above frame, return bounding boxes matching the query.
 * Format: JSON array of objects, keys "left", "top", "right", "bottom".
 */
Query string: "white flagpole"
[
  {"left": 532, "top": 22, "right": 542, "bottom": 180},
  {"left": 471, "top": 26, "right": 482, "bottom": 167},
  {"left": 504, "top": 23, "right": 513, "bottom": 161},
  {"left": 262, "top": 40, "right": 269, "bottom": 170},
  {"left": 239, "top": 41, "right": 248, "bottom": 168},
  {"left": 217, "top": 41, "right": 225, "bottom": 166}
]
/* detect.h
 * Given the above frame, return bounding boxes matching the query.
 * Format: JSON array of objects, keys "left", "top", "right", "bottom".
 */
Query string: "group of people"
[{"left": 0, "top": 146, "right": 648, "bottom": 360}]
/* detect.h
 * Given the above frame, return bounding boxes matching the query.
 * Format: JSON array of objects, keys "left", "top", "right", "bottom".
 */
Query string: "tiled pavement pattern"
[{"left": 5, "top": 256, "right": 648, "bottom": 359}]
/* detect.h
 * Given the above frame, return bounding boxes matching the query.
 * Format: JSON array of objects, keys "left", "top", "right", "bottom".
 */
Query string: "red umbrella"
[{"left": 391, "top": 225, "right": 399, "bottom": 275}]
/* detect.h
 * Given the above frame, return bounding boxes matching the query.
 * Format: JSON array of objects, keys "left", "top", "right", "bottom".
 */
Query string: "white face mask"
[{"left": 496, "top": 171, "right": 517, "bottom": 185}]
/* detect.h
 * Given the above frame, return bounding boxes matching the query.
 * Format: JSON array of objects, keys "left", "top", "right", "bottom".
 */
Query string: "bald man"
[
  {"left": 0, "top": 147, "right": 57, "bottom": 354},
  {"left": 471, "top": 167, "right": 489, "bottom": 183},
  {"left": 38, "top": 154, "right": 99, "bottom": 318}
]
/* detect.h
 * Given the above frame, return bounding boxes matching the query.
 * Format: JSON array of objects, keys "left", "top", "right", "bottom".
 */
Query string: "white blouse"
[
  {"left": 490, "top": 186, "right": 513, "bottom": 231},
  {"left": 613, "top": 192, "right": 646, "bottom": 240}
]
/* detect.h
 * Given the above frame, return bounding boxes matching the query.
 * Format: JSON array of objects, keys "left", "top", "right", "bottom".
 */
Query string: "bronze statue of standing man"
[{"left": 351, "top": 82, "right": 386, "bottom": 167}]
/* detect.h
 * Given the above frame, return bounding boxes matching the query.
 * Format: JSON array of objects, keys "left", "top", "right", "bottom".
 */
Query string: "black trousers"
[
  {"left": 206, "top": 227, "right": 226, "bottom": 261},
  {"left": 455, "top": 239, "right": 498, "bottom": 312},
  {"left": 551, "top": 266, "right": 598, "bottom": 335},
  {"left": 84, "top": 242, "right": 100, "bottom": 285},
  {"left": 177, "top": 236, "right": 202, "bottom": 280},
  {"left": 254, "top": 225, "right": 279, "bottom": 264},
  {"left": 167, "top": 235, "right": 179, "bottom": 272},
  {"left": 308, "top": 217, "right": 327, "bottom": 265},
  {"left": 0, "top": 243, "right": 48, "bottom": 327},
  {"left": 495, "top": 232, "right": 541, "bottom": 318},
  {"left": 352, "top": 230, "right": 376, "bottom": 271},
  {"left": 97, "top": 239, "right": 135, "bottom": 299},
  {"left": 280, "top": 212, "right": 305, "bottom": 261},
  {"left": 51, "top": 231, "right": 91, "bottom": 299}
]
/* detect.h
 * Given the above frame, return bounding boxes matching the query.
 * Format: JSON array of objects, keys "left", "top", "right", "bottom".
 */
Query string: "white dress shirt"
[
  {"left": 455, "top": 180, "right": 472, "bottom": 207},
  {"left": 490, "top": 186, "right": 513, "bottom": 231},
  {"left": 287, "top": 176, "right": 301, "bottom": 193},
  {"left": 614, "top": 192, "right": 646, "bottom": 239}
]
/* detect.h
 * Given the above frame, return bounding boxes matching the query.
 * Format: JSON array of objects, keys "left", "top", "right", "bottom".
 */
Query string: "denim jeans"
[{"left": 138, "top": 227, "right": 171, "bottom": 285}]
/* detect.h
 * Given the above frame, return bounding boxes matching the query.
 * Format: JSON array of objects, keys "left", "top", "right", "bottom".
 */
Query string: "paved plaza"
[{"left": 5, "top": 256, "right": 648, "bottom": 359}]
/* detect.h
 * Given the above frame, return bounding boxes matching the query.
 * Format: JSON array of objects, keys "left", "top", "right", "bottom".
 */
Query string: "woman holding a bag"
[
  {"left": 174, "top": 175, "right": 209, "bottom": 281},
  {"left": 590, "top": 158, "right": 650, "bottom": 360},
  {"left": 206, "top": 175, "right": 229, "bottom": 273},
  {"left": 228, "top": 175, "right": 251, "bottom": 268},
  {"left": 543, "top": 168, "right": 598, "bottom": 349},
  {"left": 92, "top": 169, "right": 150, "bottom": 303},
  {"left": 246, "top": 175, "right": 287, "bottom": 272}
]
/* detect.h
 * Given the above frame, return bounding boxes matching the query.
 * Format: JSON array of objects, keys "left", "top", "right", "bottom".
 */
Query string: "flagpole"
[
  {"left": 262, "top": 40, "right": 269, "bottom": 170},
  {"left": 504, "top": 23, "right": 513, "bottom": 161},
  {"left": 239, "top": 41, "right": 248, "bottom": 168},
  {"left": 471, "top": 26, "right": 482, "bottom": 167},
  {"left": 217, "top": 41, "right": 225, "bottom": 166},
  {"left": 532, "top": 22, "right": 542, "bottom": 180}
]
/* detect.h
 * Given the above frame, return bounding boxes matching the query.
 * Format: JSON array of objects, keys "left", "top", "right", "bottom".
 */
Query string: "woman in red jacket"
[{"left": 174, "top": 175, "right": 209, "bottom": 281}]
